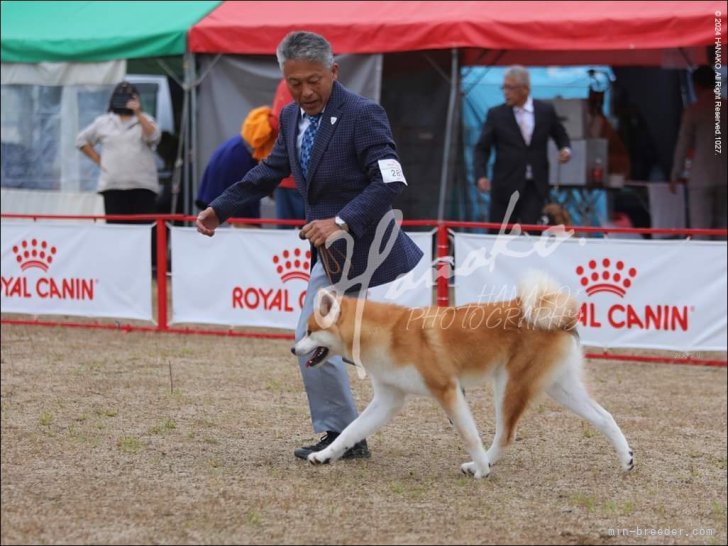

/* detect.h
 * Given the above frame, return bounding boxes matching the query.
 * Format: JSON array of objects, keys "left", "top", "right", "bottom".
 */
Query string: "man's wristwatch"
[{"left": 334, "top": 215, "right": 348, "bottom": 232}]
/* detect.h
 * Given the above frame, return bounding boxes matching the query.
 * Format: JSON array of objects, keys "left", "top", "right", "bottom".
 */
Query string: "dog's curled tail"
[{"left": 518, "top": 270, "right": 580, "bottom": 331}]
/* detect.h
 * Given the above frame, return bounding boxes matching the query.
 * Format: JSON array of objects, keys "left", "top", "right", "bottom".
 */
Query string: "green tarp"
[{"left": 0, "top": 1, "right": 221, "bottom": 63}]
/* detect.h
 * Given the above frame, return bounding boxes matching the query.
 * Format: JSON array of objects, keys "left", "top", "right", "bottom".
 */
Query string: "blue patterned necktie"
[{"left": 299, "top": 113, "right": 322, "bottom": 178}]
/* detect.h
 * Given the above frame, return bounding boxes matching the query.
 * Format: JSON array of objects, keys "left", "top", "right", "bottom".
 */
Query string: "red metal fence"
[{"left": 2, "top": 213, "right": 726, "bottom": 367}]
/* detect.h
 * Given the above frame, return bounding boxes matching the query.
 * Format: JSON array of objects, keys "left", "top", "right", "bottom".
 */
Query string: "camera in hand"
[{"left": 110, "top": 91, "right": 134, "bottom": 115}]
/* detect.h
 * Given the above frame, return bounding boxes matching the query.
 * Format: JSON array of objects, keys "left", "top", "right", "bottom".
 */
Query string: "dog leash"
[
  {"left": 298, "top": 229, "right": 347, "bottom": 284},
  {"left": 319, "top": 245, "right": 346, "bottom": 284}
]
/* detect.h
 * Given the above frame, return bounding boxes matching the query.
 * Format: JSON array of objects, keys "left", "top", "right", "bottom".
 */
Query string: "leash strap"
[{"left": 318, "top": 244, "right": 346, "bottom": 284}]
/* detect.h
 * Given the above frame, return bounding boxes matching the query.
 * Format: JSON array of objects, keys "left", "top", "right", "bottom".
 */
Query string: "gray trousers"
[
  {"left": 295, "top": 261, "right": 359, "bottom": 433},
  {"left": 688, "top": 186, "right": 728, "bottom": 235}
]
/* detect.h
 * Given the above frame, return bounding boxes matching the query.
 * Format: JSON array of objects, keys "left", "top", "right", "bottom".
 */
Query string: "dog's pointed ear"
[
  {"left": 316, "top": 288, "right": 341, "bottom": 325},
  {"left": 319, "top": 288, "right": 335, "bottom": 316}
]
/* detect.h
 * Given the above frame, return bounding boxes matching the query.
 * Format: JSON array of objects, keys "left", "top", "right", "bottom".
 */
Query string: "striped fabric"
[{"left": 299, "top": 113, "right": 321, "bottom": 178}]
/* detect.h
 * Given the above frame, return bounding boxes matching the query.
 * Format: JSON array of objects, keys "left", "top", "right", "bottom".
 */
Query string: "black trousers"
[
  {"left": 101, "top": 189, "right": 157, "bottom": 222},
  {"left": 101, "top": 189, "right": 158, "bottom": 268},
  {"left": 489, "top": 179, "right": 545, "bottom": 233}
]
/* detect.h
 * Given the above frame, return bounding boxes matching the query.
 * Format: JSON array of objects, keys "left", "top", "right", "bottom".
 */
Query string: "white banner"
[
  {"left": 170, "top": 227, "right": 433, "bottom": 329},
  {"left": 453, "top": 233, "right": 727, "bottom": 351},
  {"left": 1, "top": 221, "right": 153, "bottom": 321}
]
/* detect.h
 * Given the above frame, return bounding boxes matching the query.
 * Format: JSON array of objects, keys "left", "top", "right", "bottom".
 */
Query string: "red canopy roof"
[{"left": 190, "top": 1, "right": 724, "bottom": 65}]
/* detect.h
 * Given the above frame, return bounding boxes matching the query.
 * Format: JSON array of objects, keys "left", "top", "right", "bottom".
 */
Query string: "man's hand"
[
  {"left": 127, "top": 95, "right": 142, "bottom": 115},
  {"left": 669, "top": 178, "right": 686, "bottom": 195},
  {"left": 477, "top": 177, "right": 490, "bottom": 192},
  {"left": 299, "top": 218, "right": 345, "bottom": 247},
  {"left": 196, "top": 207, "right": 220, "bottom": 237},
  {"left": 558, "top": 148, "right": 571, "bottom": 163}
]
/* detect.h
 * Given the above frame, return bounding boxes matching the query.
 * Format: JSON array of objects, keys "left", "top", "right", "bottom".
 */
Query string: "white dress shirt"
[
  {"left": 513, "top": 95, "right": 535, "bottom": 146},
  {"left": 514, "top": 96, "right": 535, "bottom": 179}
]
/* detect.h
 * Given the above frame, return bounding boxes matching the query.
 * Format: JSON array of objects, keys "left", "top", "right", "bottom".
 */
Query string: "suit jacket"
[
  {"left": 209, "top": 81, "right": 423, "bottom": 288},
  {"left": 473, "top": 100, "right": 570, "bottom": 201}
]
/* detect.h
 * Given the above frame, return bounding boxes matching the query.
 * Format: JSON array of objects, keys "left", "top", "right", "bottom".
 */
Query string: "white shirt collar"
[
  {"left": 300, "top": 107, "right": 325, "bottom": 118},
  {"left": 515, "top": 96, "right": 534, "bottom": 113}
]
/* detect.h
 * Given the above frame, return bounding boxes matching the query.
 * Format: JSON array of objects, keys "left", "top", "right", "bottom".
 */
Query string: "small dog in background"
[{"left": 541, "top": 202, "right": 572, "bottom": 227}]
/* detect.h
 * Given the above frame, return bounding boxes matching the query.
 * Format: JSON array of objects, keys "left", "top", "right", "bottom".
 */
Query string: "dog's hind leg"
[
  {"left": 490, "top": 369, "right": 535, "bottom": 469},
  {"left": 308, "top": 381, "right": 405, "bottom": 465},
  {"left": 434, "top": 382, "right": 490, "bottom": 479},
  {"left": 484, "top": 367, "right": 508, "bottom": 466},
  {"left": 546, "top": 367, "right": 634, "bottom": 472}
]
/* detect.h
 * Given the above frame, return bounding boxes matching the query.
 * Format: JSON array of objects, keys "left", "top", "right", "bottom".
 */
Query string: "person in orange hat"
[
  {"left": 195, "top": 117, "right": 262, "bottom": 225},
  {"left": 271, "top": 80, "right": 306, "bottom": 228},
  {"left": 239, "top": 80, "right": 305, "bottom": 229},
  {"left": 197, "top": 83, "right": 303, "bottom": 228}
]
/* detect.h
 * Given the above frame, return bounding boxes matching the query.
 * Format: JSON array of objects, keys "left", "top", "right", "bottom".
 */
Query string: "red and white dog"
[{"left": 294, "top": 271, "right": 634, "bottom": 479}]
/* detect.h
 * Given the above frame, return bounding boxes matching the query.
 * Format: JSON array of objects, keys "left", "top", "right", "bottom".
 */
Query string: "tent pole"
[
  {"left": 183, "top": 50, "right": 194, "bottom": 216},
  {"left": 170, "top": 87, "right": 188, "bottom": 215},
  {"left": 437, "top": 48, "right": 458, "bottom": 222},
  {"left": 190, "top": 52, "right": 198, "bottom": 216}
]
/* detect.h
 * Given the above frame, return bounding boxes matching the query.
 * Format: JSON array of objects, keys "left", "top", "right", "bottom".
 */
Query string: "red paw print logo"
[
  {"left": 12, "top": 239, "right": 57, "bottom": 272},
  {"left": 273, "top": 248, "right": 311, "bottom": 282},
  {"left": 576, "top": 258, "right": 637, "bottom": 298}
]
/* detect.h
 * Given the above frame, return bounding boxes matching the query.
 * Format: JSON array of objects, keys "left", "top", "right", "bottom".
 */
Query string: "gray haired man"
[{"left": 196, "top": 31, "right": 423, "bottom": 460}]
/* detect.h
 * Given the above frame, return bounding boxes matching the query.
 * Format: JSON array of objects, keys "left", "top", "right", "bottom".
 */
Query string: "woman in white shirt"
[{"left": 76, "top": 81, "right": 162, "bottom": 223}]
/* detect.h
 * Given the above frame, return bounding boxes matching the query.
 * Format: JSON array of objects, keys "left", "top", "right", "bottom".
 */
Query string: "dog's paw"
[
  {"left": 622, "top": 449, "right": 635, "bottom": 472},
  {"left": 460, "top": 461, "right": 490, "bottom": 479},
  {"left": 308, "top": 451, "right": 332, "bottom": 465}
]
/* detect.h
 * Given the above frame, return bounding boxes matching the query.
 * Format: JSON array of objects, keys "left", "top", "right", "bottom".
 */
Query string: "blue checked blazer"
[{"left": 209, "top": 81, "right": 423, "bottom": 288}]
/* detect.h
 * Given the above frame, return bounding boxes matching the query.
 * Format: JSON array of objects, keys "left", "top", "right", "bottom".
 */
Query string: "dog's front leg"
[
  {"left": 436, "top": 383, "right": 491, "bottom": 479},
  {"left": 309, "top": 383, "right": 405, "bottom": 465}
]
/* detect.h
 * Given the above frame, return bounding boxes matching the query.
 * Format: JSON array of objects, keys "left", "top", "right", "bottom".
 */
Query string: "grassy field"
[{"left": 1, "top": 323, "right": 726, "bottom": 545}]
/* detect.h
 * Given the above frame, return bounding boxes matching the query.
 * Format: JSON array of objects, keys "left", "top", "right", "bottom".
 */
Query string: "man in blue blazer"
[{"left": 196, "top": 31, "right": 423, "bottom": 461}]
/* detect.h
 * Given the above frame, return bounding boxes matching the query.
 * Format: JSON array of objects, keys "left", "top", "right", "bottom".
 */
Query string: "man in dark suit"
[
  {"left": 196, "top": 31, "right": 423, "bottom": 461},
  {"left": 474, "top": 66, "right": 572, "bottom": 228}
]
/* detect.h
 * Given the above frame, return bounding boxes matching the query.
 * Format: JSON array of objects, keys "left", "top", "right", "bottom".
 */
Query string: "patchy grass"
[
  {"left": 38, "top": 411, "right": 53, "bottom": 427},
  {"left": 149, "top": 418, "right": 177, "bottom": 435},
  {"left": 1, "top": 324, "right": 726, "bottom": 545},
  {"left": 117, "top": 436, "right": 142, "bottom": 454}
]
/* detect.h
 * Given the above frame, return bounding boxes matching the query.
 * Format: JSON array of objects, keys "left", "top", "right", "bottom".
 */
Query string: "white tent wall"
[
  {"left": 1, "top": 60, "right": 179, "bottom": 216},
  {"left": 1, "top": 60, "right": 128, "bottom": 214},
  {"left": 193, "top": 53, "right": 383, "bottom": 213}
]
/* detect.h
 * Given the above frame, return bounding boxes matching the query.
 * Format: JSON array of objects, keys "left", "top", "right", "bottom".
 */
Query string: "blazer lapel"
[{"left": 288, "top": 106, "right": 304, "bottom": 183}]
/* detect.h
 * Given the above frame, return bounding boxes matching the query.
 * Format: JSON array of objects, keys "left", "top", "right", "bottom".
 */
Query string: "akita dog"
[{"left": 293, "top": 271, "right": 634, "bottom": 479}]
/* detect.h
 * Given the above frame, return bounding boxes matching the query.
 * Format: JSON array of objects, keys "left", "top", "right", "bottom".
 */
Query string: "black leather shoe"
[
  {"left": 294, "top": 431, "right": 370, "bottom": 460},
  {"left": 341, "top": 438, "right": 370, "bottom": 460}
]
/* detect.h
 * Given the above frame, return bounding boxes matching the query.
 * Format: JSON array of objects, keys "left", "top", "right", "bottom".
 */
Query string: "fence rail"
[{"left": 2, "top": 213, "right": 726, "bottom": 367}]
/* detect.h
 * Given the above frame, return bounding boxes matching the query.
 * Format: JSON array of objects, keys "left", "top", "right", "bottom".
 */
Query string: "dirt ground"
[{"left": 1, "top": 323, "right": 726, "bottom": 545}]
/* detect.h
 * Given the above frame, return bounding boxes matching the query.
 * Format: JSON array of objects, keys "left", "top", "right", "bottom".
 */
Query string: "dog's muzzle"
[{"left": 292, "top": 345, "right": 330, "bottom": 368}]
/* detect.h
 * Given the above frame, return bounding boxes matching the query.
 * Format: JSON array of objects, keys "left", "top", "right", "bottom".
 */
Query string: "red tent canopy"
[{"left": 190, "top": 1, "right": 724, "bottom": 65}]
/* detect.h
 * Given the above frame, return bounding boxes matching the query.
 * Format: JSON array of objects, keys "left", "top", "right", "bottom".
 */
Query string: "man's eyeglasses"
[{"left": 501, "top": 84, "right": 524, "bottom": 91}]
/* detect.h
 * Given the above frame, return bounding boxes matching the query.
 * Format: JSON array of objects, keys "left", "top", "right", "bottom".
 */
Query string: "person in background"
[
  {"left": 200, "top": 87, "right": 303, "bottom": 228},
  {"left": 474, "top": 65, "right": 571, "bottom": 229},
  {"left": 77, "top": 81, "right": 161, "bottom": 223},
  {"left": 586, "top": 89, "right": 631, "bottom": 179},
  {"left": 196, "top": 113, "right": 262, "bottom": 226},
  {"left": 270, "top": 79, "right": 306, "bottom": 227},
  {"left": 670, "top": 65, "right": 727, "bottom": 234},
  {"left": 195, "top": 30, "right": 423, "bottom": 462}
]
